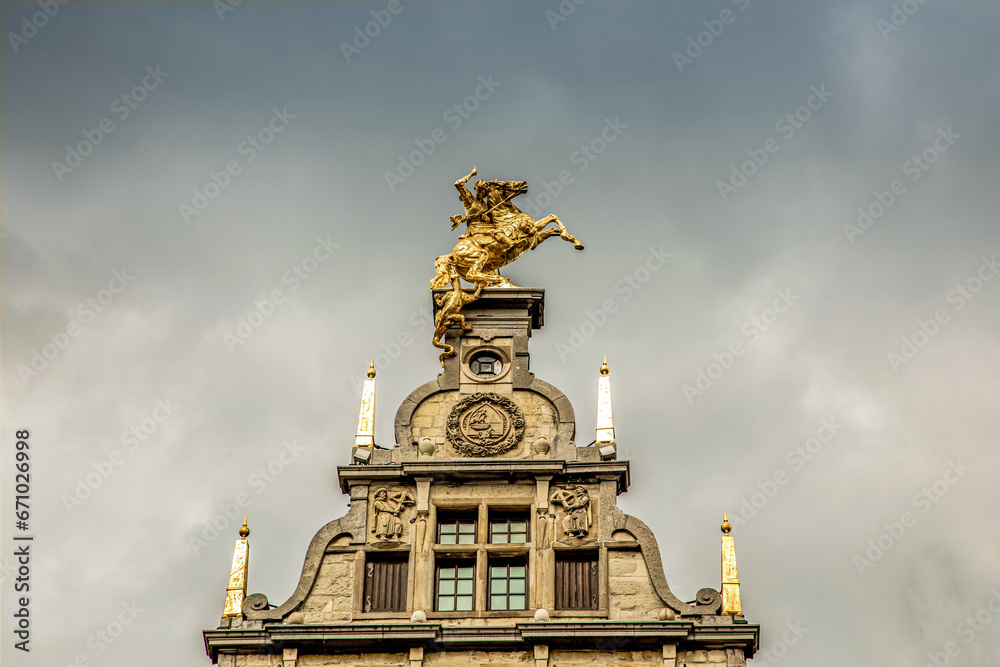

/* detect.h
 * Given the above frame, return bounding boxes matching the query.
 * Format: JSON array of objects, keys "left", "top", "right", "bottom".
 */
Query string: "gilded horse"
[{"left": 430, "top": 179, "right": 584, "bottom": 291}]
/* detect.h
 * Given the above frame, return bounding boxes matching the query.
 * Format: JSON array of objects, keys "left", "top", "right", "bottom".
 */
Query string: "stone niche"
[
  {"left": 409, "top": 389, "right": 558, "bottom": 460},
  {"left": 547, "top": 483, "right": 598, "bottom": 546},
  {"left": 368, "top": 486, "right": 417, "bottom": 543}
]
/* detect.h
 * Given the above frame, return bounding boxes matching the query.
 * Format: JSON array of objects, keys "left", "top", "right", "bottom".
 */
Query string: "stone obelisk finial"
[
  {"left": 720, "top": 512, "right": 742, "bottom": 615},
  {"left": 595, "top": 356, "right": 616, "bottom": 460},
  {"left": 356, "top": 360, "right": 377, "bottom": 444},
  {"left": 352, "top": 360, "right": 377, "bottom": 464},
  {"left": 222, "top": 518, "right": 250, "bottom": 618}
]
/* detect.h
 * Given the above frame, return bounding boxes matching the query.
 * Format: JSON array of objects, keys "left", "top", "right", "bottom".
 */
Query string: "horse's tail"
[{"left": 431, "top": 335, "right": 455, "bottom": 368}]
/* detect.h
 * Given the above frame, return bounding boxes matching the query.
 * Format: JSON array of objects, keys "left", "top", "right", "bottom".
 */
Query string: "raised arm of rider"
[{"left": 455, "top": 179, "right": 474, "bottom": 207}]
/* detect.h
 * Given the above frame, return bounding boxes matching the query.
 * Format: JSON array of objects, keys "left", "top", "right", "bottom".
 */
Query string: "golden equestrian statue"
[{"left": 430, "top": 167, "right": 584, "bottom": 364}]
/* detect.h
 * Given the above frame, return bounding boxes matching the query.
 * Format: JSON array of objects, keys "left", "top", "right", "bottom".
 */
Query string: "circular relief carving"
[{"left": 446, "top": 392, "right": 525, "bottom": 456}]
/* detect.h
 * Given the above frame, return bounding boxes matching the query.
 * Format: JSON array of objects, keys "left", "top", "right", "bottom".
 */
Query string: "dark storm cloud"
[{"left": 3, "top": 2, "right": 999, "bottom": 666}]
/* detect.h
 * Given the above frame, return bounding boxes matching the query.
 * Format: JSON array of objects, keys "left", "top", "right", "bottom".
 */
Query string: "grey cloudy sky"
[{"left": 3, "top": 1, "right": 999, "bottom": 665}]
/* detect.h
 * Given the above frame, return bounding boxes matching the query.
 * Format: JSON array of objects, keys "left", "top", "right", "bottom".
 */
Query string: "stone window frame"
[
  {"left": 437, "top": 511, "right": 477, "bottom": 545},
  {"left": 488, "top": 510, "right": 530, "bottom": 545},
  {"left": 547, "top": 543, "right": 611, "bottom": 619},
  {"left": 362, "top": 552, "right": 409, "bottom": 613},
  {"left": 459, "top": 345, "right": 512, "bottom": 385},
  {"left": 468, "top": 350, "right": 503, "bottom": 377},
  {"left": 553, "top": 550, "right": 600, "bottom": 611},
  {"left": 434, "top": 559, "right": 477, "bottom": 612},
  {"left": 352, "top": 544, "right": 414, "bottom": 619},
  {"left": 487, "top": 555, "right": 529, "bottom": 611},
  {"left": 427, "top": 499, "right": 537, "bottom": 617}
]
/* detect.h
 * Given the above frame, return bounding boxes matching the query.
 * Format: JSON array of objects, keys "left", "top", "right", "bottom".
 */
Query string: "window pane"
[
  {"left": 488, "top": 559, "right": 528, "bottom": 611},
  {"left": 438, "top": 561, "right": 476, "bottom": 613},
  {"left": 439, "top": 517, "right": 476, "bottom": 545},
  {"left": 490, "top": 516, "right": 530, "bottom": 544}
]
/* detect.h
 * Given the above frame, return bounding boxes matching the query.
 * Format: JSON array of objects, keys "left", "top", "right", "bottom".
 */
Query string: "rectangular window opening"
[
  {"left": 488, "top": 557, "right": 528, "bottom": 611},
  {"left": 437, "top": 512, "right": 477, "bottom": 545},
  {"left": 555, "top": 553, "right": 599, "bottom": 610},
  {"left": 363, "top": 554, "right": 408, "bottom": 612},
  {"left": 436, "top": 560, "right": 475, "bottom": 612},
  {"left": 489, "top": 511, "right": 530, "bottom": 545}
]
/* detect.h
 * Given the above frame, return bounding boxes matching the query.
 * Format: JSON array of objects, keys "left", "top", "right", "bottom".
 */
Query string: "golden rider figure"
[{"left": 450, "top": 166, "right": 514, "bottom": 250}]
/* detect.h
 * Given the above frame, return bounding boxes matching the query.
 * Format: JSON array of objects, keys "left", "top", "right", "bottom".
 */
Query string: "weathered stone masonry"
[{"left": 204, "top": 289, "right": 759, "bottom": 667}]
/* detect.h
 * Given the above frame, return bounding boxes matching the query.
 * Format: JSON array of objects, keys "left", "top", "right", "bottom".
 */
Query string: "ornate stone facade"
[{"left": 203, "top": 289, "right": 759, "bottom": 667}]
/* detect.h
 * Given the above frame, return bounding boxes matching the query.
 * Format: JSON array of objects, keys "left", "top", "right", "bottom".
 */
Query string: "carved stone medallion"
[{"left": 446, "top": 392, "right": 525, "bottom": 456}]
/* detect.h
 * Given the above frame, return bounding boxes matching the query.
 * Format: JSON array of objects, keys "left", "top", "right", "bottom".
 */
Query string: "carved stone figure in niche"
[
  {"left": 372, "top": 489, "right": 415, "bottom": 540},
  {"left": 550, "top": 486, "right": 592, "bottom": 538}
]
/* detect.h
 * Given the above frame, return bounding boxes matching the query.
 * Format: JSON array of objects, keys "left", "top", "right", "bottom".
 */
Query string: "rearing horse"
[{"left": 430, "top": 180, "right": 584, "bottom": 290}]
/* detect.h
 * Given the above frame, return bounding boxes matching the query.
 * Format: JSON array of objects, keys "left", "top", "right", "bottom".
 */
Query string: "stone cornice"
[
  {"left": 431, "top": 287, "right": 545, "bottom": 329},
  {"left": 203, "top": 621, "right": 759, "bottom": 664},
  {"left": 337, "top": 460, "right": 631, "bottom": 494}
]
